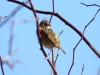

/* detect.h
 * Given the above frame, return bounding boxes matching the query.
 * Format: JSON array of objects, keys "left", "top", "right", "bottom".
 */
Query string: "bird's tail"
[
  {"left": 60, "top": 48, "right": 66, "bottom": 55},
  {"left": 58, "top": 46, "right": 66, "bottom": 55}
]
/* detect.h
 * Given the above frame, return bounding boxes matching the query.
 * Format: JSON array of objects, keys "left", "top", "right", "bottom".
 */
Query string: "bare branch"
[
  {"left": 73, "top": 8, "right": 100, "bottom": 56},
  {"left": 0, "top": 56, "right": 5, "bottom": 75},
  {"left": 59, "top": 30, "right": 63, "bottom": 37},
  {"left": 68, "top": 8, "right": 100, "bottom": 75},
  {"left": 49, "top": 0, "right": 55, "bottom": 23},
  {"left": 68, "top": 48, "right": 75, "bottom": 75},
  {"left": 81, "top": 64, "right": 84, "bottom": 75},
  {"left": 2, "top": 18, "right": 27, "bottom": 69},
  {"left": 81, "top": 3, "right": 100, "bottom": 7},
  {"left": 3, "top": 50, "right": 18, "bottom": 63},
  {"left": 85, "top": 9, "right": 100, "bottom": 28},
  {"left": 0, "top": 0, "right": 28, "bottom": 28},
  {"left": 7, "top": 0, "right": 100, "bottom": 58},
  {"left": 28, "top": 0, "right": 58, "bottom": 75},
  {"left": 8, "top": 20, "right": 15, "bottom": 54},
  {"left": 68, "top": 7, "right": 100, "bottom": 75},
  {"left": 5, "top": 58, "right": 21, "bottom": 69}
]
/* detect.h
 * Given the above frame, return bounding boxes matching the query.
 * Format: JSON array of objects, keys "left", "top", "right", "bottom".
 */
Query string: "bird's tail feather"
[
  {"left": 58, "top": 46, "right": 66, "bottom": 55},
  {"left": 61, "top": 48, "right": 66, "bottom": 55}
]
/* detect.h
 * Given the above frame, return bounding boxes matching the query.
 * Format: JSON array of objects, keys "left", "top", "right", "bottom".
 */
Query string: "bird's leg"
[
  {"left": 48, "top": 47, "right": 55, "bottom": 56},
  {"left": 52, "top": 50, "right": 54, "bottom": 67},
  {"left": 51, "top": 48, "right": 56, "bottom": 75},
  {"left": 52, "top": 48, "right": 55, "bottom": 67}
]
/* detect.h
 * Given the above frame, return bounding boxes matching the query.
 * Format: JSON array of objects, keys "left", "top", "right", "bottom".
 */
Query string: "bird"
[{"left": 38, "top": 20, "right": 66, "bottom": 55}]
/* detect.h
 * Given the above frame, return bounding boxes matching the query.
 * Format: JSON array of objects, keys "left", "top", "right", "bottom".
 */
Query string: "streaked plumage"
[{"left": 39, "top": 20, "right": 66, "bottom": 55}]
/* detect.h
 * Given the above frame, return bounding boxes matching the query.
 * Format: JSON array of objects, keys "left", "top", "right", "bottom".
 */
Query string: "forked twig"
[
  {"left": 0, "top": 0, "right": 28, "bottom": 28},
  {"left": 68, "top": 8, "right": 100, "bottom": 75},
  {"left": 2, "top": 19, "right": 28, "bottom": 69},
  {"left": 0, "top": 16, "right": 7, "bottom": 22}
]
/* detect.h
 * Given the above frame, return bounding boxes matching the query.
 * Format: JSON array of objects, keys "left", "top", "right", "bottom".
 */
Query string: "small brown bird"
[{"left": 39, "top": 20, "right": 66, "bottom": 55}]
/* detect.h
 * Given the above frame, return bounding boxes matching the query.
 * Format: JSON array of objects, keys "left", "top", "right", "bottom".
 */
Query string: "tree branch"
[
  {"left": 0, "top": 56, "right": 5, "bottom": 75},
  {"left": 28, "top": 0, "right": 58, "bottom": 75},
  {"left": 7, "top": 0, "right": 100, "bottom": 58}
]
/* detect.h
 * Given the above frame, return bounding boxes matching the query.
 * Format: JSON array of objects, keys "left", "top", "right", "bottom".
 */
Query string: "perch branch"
[
  {"left": 28, "top": 0, "right": 58, "bottom": 75},
  {"left": 7, "top": 0, "right": 100, "bottom": 58}
]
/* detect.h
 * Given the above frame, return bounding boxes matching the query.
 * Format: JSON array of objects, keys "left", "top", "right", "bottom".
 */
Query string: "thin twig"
[
  {"left": 28, "top": 0, "right": 58, "bottom": 75},
  {"left": 86, "top": 9, "right": 100, "bottom": 27},
  {"left": 0, "top": 56, "right": 5, "bottom": 75},
  {"left": 68, "top": 8, "right": 100, "bottom": 75},
  {"left": 68, "top": 34, "right": 80, "bottom": 75},
  {"left": 81, "top": 64, "right": 84, "bottom": 75},
  {"left": 68, "top": 47, "right": 75, "bottom": 75},
  {"left": 81, "top": 3, "right": 100, "bottom": 7},
  {"left": 49, "top": 0, "right": 55, "bottom": 23},
  {"left": 59, "top": 30, "right": 63, "bottom": 37},
  {"left": 3, "top": 19, "right": 28, "bottom": 69},
  {"left": 0, "top": 16, "right": 7, "bottom": 22},
  {"left": 8, "top": 20, "right": 15, "bottom": 54},
  {"left": 74, "top": 8, "right": 100, "bottom": 51}
]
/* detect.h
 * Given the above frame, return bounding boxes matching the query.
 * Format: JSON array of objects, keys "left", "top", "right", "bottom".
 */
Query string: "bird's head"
[{"left": 39, "top": 20, "right": 51, "bottom": 29}]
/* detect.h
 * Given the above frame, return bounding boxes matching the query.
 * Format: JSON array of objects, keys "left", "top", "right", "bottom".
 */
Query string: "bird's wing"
[
  {"left": 41, "top": 27, "right": 66, "bottom": 55},
  {"left": 42, "top": 28, "right": 60, "bottom": 46}
]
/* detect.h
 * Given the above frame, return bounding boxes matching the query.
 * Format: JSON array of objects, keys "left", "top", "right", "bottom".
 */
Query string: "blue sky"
[{"left": 0, "top": 0, "right": 100, "bottom": 75}]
